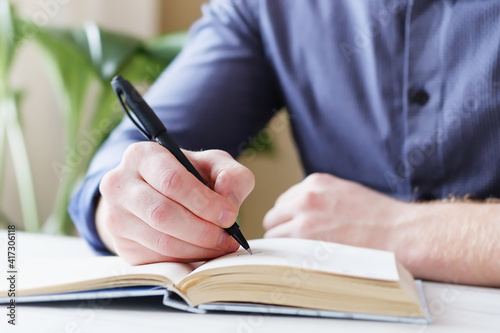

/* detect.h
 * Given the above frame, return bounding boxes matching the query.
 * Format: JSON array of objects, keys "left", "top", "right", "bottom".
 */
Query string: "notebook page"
[
  {"left": 1, "top": 257, "right": 194, "bottom": 295},
  {"left": 192, "top": 238, "right": 399, "bottom": 281}
]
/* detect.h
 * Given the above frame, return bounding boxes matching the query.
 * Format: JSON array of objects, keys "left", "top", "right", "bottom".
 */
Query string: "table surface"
[{"left": 0, "top": 231, "right": 499, "bottom": 333}]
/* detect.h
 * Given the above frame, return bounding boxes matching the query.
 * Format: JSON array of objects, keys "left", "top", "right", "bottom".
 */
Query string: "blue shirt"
[{"left": 69, "top": 0, "right": 500, "bottom": 254}]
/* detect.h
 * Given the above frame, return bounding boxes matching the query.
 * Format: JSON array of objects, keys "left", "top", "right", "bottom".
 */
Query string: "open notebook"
[{"left": 0, "top": 238, "right": 430, "bottom": 324}]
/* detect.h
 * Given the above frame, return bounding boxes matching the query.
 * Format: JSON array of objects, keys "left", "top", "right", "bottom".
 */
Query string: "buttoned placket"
[{"left": 401, "top": 0, "right": 446, "bottom": 201}]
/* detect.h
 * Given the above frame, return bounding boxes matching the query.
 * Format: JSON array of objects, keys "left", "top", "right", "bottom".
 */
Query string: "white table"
[{"left": 1, "top": 232, "right": 499, "bottom": 333}]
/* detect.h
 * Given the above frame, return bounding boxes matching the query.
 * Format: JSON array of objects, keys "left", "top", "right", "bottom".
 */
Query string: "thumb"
[{"left": 186, "top": 149, "right": 255, "bottom": 210}]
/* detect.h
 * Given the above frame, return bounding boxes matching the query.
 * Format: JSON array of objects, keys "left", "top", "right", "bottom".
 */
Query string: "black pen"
[{"left": 111, "top": 76, "right": 252, "bottom": 255}]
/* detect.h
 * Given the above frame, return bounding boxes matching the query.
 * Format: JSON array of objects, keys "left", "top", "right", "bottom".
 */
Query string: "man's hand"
[
  {"left": 263, "top": 173, "right": 500, "bottom": 287},
  {"left": 263, "top": 173, "right": 407, "bottom": 248},
  {"left": 96, "top": 142, "right": 255, "bottom": 265}
]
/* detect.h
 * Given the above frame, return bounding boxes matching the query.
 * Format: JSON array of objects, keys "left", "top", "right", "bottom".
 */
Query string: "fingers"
[
  {"left": 97, "top": 197, "right": 240, "bottom": 264},
  {"left": 127, "top": 144, "right": 253, "bottom": 228},
  {"left": 263, "top": 206, "right": 294, "bottom": 231},
  {"left": 263, "top": 173, "right": 341, "bottom": 231},
  {"left": 262, "top": 183, "right": 302, "bottom": 231},
  {"left": 111, "top": 237, "right": 239, "bottom": 266},
  {"left": 98, "top": 143, "right": 254, "bottom": 264},
  {"left": 186, "top": 149, "right": 255, "bottom": 206},
  {"left": 109, "top": 177, "right": 237, "bottom": 250},
  {"left": 111, "top": 215, "right": 240, "bottom": 264},
  {"left": 263, "top": 220, "right": 296, "bottom": 238}
]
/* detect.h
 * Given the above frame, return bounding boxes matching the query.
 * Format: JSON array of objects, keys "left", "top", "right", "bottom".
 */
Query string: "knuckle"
[
  {"left": 99, "top": 169, "right": 122, "bottom": 199},
  {"left": 216, "top": 165, "right": 255, "bottom": 199},
  {"left": 306, "top": 173, "right": 332, "bottom": 185},
  {"left": 158, "top": 168, "right": 182, "bottom": 195},
  {"left": 236, "top": 165, "right": 255, "bottom": 190},
  {"left": 122, "top": 142, "right": 143, "bottom": 163},
  {"left": 123, "top": 142, "right": 158, "bottom": 170},
  {"left": 299, "top": 190, "right": 323, "bottom": 210},
  {"left": 146, "top": 201, "right": 171, "bottom": 230},
  {"left": 190, "top": 187, "right": 211, "bottom": 211},
  {"left": 195, "top": 223, "right": 218, "bottom": 248},
  {"left": 212, "top": 149, "right": 232, "bottom": 160},
  {"left": 99, "top": 171, "right": 113, "bottom": 195},
  {"left": 155, "top": 233, "right": 174, "bottom": 256}
]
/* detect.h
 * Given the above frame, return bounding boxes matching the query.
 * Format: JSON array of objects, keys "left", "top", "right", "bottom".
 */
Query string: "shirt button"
[{"left": 410, "top": 89, "right": 430, "bottom": 106}]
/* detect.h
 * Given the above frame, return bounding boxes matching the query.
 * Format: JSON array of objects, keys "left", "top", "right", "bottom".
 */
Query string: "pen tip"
[{"left": 246, "top": 248, "right": 253, "bottom": 255}]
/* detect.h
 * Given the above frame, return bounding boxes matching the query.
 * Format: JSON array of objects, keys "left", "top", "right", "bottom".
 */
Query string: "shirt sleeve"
[{"left": 68, "top": 0, "right": 284, "bottom": 254}]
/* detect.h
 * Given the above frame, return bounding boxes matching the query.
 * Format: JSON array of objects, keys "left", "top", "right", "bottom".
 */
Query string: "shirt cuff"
[{"left": 68, "top": 170, "right": 113, "bottom": 256}]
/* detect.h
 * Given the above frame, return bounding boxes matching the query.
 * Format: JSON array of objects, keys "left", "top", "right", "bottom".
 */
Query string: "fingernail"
[
  {"left": 218, "top": 233, "right": 231, "bottom": 249},
  {"left": 218, "top": 209, "right": 234, "bottom": 224}
]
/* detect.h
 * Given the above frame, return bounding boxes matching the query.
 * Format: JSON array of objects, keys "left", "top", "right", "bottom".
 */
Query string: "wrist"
[
  {"left": 381, "top": 200, "right": 431, "bottom": 272},
  {"left": 386, "top": 200, "right": 499, "bottom": 283}
]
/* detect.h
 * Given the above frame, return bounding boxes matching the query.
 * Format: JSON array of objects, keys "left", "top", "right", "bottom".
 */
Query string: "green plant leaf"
[
  {"left": 74, "top": 23, "right": 141, "bottom": 82},
  {"left": 38, "top": 26, "right": 141, "bottom": 232},
  {"left": 0, "top": 5, "right": 189, "bottom": 234},
  {"left": 53, "top": 55, "right": 169, "bottom": 233},
  {"left": 2, "top": 92, "right": 40, "bottom": 232},
  {"left": 0, "top": 2, "right": 31, "bottom": 230},
  {"left": 34, "top": 26, "right": 95, "bottom": 141},
  {"left": 0, "top": 104, "right": 5, "bottom": 190},
  {"left": 0, "top": 94, "right": 7, "bottom": 213},
  {"left": 0, "top": 0, "right": 19, "bottom": 84},
  {"left": 30, "top": 25, "right": 99, "bottom": 232},
  {"left": 30, "top": 26, "right": 187, "bottom": 234}
]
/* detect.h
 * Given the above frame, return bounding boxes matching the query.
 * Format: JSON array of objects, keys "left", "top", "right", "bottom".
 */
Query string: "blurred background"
[{"left": 1, "top": 0, "right": 302, "bottom": 239}]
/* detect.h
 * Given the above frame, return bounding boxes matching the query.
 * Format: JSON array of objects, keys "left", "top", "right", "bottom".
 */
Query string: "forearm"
[{"left": 389, "top": 201, "right": 500, "bottom": 287}]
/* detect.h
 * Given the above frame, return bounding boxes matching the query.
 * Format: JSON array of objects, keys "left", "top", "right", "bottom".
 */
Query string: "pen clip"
[
  {"left": 111, "top": 76, "right": 155, "bottom": 141},
  {"left": 116, "top": 89, "right": 153, "bottom": 141}
]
